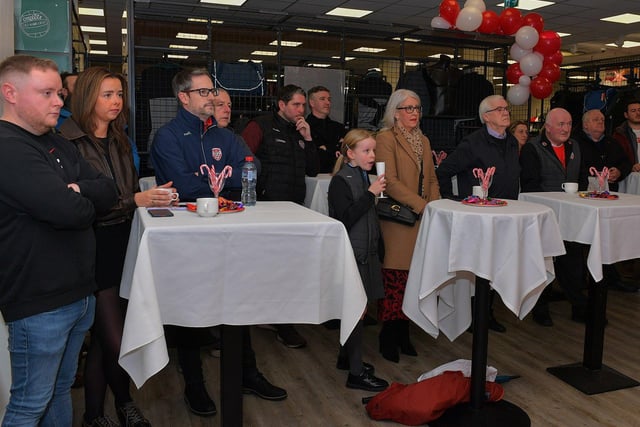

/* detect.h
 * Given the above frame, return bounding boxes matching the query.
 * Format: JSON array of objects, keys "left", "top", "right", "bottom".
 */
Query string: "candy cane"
[
  {"left": 200, "top": 164, "right": 233, "bottom": 196},
  {"left": 473, "top": 167, "right": 495, "bottom": 192},
  {"left": 432, "top": 150, "right": 447, "bottom": 166},
  {"left": 589, "top": 166, "right": 609, "bottom": 192}
]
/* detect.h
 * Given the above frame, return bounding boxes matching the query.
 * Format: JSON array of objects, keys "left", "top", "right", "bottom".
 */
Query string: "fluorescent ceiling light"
[
  {"left": 308, "top": 63, "right": 331, "bottom": 68},
  {"left": 177, "top": 32, "right": 208, "bottom": 40},
  {"left": 122, "top": 28, "right": 127, "bottom": 34},
  {"left": 493, "top": 76, "right": 503, "bottom": 79},
  {"left": 561, "top": 65, "right": 580, "bottom": 69},
  {"left": 429, "top": 53, "right": 453, "bottom": 59},
  {"left": 326, "top": 7, "right": 372, "bottom": 19},
  {"left": 393, "top": 37, "right": 420, "bottom": 43},
  {"left": 167, "top": 54, "right": 189, "bottom": 59},
  {"left": 122, "top": 11, "right": 127, "bottom": 18},
  {"left": 569, "top": 75, "right": 588, "bottom": 80},
  {"left": 170, "top": 44, "right": 198, "bottom": 50},
  {"left": 353, "top": 47, "right": 386, "bottom": 53},
  {"left": 296, "top": 28, "right": 327, "bottom": 33},
  {"left": 269, "top": 40, "right": 302, "bottom": 47},
  {"left": 405, "top": 61, "right": 420, "bottom": 66},
  {"left": 81, "top": 26, "right": 105, "bottom": 33},
  {"left": 556, "top": 32, "right": 571, "bottom": 37},
  {"left": 79, "top": 7, "right": 103, "bottom": 16},
  {"left": 606, "top": 41, "right": 640, "bottom": 48},
  {"left": 496, "top": 0, "right": 554, "bottom": 10},
  {"left": 90, "top": 50, "right": 108, "bottom": 55},
  {"left": 89, "top": 39, "right": 107, "bottom": 45},
  {"left": 188, "top": 18, "right": 224, "bottom": 24},
  {"left": 251, "top": 50, "right": 277, "bottom": 56},
  {"left": 239, "top": 59, "right": 262, "bottom": 63},
  {"left": 266, "top": 78, "right": 278, "bottom": 83},
  {"left": 331, "top": 56, "right": 355, "bottom": 61},
  {"left": 200, "top": 0, "right": 246, "bottom": 5},
  {"left": 601, "top": 13, "right": 640, "bottom": 24}
]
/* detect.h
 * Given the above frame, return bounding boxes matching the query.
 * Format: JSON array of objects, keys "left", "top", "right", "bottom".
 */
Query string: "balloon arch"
[{"left": 432, "top": 0, "right": 562, "bottom": 105}]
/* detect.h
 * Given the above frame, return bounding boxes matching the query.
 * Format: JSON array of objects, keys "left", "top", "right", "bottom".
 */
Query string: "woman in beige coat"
[{"left": 375, "top": 89, "right": 440, "bottom": 362}]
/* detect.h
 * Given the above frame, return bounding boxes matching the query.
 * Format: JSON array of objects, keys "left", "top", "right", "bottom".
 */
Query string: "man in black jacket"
[
  {"left": 0, "top": 55, "right": 117, "bottom": 426},
  {"left": 306, "top": 85, "right": 347, "bottom": 172},
  {"left": 437, "top": 95, "right": 520, "bottom": 333},
  {"left": 242, "top": 84, "right": 318, "bottom": 348},
  {"left": 520, "top": 108, "right": 590, "bottom": 324}
]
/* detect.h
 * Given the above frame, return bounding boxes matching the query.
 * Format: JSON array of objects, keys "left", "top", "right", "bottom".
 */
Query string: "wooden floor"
[{"left": 72, "top": 284, "right": 640, "bottom": 427}]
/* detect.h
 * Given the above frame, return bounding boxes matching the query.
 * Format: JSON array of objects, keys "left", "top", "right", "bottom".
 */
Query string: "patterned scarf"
[{"left": 396, "top": 122, "right": 424, "bottom": 164}]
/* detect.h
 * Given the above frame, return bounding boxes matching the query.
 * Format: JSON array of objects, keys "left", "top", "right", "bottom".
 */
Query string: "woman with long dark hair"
[{"left": 59, "top": 67, "right": 177, "bottom": 426}]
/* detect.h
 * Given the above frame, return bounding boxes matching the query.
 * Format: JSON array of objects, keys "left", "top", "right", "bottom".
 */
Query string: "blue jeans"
[{"left": 2, "top": 295, "right": 95, "bottom": 427}]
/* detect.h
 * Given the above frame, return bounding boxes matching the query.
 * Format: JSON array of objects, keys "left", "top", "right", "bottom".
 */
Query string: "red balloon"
[
  {"left": 439, "top": 0, "right": 461, "bottom": 26},
  {"left": 478, "top": 10, "right": 500, "bottom": 34},
  {"left": 534, "top": 31, "right": 562, "bottom": 56},
  {"left": 506, "top": 62, "right": 524, "bottom": 85},
  {"left": 523, "top": 13, "right": 544, "bottom": 33},
  {"left": 500, "top": 7, "right": 523, "bottom": 35},
  {"left": 530, "top": 76, "right": 553, "bottom": 99},
  {"left": 539, "top": 61, "right": 561, "bottom": 83},
  {"left": 545, "top": 50, "right": 564, "bottom": 67}
]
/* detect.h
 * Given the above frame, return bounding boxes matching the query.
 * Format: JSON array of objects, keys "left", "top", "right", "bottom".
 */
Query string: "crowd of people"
[{"left": 2, "top": 53, "right": 640, "bottom": 426}]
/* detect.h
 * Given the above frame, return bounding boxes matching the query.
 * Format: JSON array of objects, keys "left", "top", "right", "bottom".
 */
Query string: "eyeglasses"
[
  {"left": 486, "top": 106, "right": 510, "bottom": 114},
  {"left": 183, "top": 88, "right": 218, "bottom": 97},
  {"left": 396, "top": 105, "right": 422, "bottom": 113}
]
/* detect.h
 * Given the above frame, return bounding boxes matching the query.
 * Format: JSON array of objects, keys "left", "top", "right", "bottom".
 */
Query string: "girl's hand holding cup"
[{"left": 369, "top": 173, "right": 386, "bottom": 197}]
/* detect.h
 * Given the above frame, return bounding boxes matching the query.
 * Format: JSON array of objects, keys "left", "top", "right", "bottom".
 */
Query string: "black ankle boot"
[
  {"left": 397, "top": 320, "right": 417, "bottom": 356},
  {"left": 378, "top": 321, "right": 399, "bottom": 363}
]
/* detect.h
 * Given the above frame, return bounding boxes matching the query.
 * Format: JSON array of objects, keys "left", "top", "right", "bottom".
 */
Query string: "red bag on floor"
[{"left": 365, "top": 371, "right": 504, "bottom": 425}]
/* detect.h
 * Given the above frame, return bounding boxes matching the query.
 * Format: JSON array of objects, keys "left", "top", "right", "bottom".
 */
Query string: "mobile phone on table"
[{"left": 147, "top": 208, "right": 174, "bottom": 217}]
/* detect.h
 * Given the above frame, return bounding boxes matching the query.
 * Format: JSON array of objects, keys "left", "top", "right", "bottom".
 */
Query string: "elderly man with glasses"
[{"left": 436, "top": 94, "right": 521, "bottom": 333}]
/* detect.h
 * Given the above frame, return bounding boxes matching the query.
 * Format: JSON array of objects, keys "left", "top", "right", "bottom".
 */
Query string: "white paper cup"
[
  {"left": 561, "top": 182, "right": 578, "bottom": 194},
  {"left": 196, "top": 197, "right": 218, "bottom": 217}
]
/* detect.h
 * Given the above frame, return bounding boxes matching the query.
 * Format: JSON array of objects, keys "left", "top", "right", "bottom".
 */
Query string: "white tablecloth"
[
  {"left": 304, "top": 174, "right": 332, "bottom": 215},
  {"left": 403, "top": 199, "right": 565, "bottom": 341},
  {"left": 119, "top": 201, "right": 367, "bottom": 387},
  {"left": 519, "top": 192, "right": 640, "bottom": 282},
  {"left": 618, "top": 172, "right": 640, "bottom": 195}
]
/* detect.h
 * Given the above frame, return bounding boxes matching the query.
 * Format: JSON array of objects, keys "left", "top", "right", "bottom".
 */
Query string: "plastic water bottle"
[{"left": 241, "top": 156, "right": 257, "bottom": 206}]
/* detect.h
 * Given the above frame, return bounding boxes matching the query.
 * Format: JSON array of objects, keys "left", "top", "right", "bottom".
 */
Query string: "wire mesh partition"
[{"left": 112, "top": 9, "right": 515, "bottom": 175}]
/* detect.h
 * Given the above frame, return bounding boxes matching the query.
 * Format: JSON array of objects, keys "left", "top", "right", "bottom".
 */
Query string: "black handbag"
[
  {"left": 376, "top": 155, "right": 423, "bottom": 226},
  {"left": 376, "top": 197, "right": 418, "bottom": 226}
]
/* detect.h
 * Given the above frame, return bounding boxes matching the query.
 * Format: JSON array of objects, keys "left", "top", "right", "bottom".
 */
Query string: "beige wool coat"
[{"left": 375, "top": 126, "right": 440, "bottom": 270}]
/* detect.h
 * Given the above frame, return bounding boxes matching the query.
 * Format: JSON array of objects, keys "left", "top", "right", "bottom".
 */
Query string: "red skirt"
[{"left": 378, "top": 268, "right": 410, "bottom": 321}]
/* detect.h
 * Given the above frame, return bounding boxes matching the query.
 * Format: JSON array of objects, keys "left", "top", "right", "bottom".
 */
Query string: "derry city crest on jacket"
[{"left": 212, "top": 147, "right": 222, "bottom": 161}]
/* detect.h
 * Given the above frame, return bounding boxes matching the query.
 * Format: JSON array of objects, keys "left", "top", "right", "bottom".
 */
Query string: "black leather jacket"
[{"left": 59, "top": 118, "right": 139, "bottom": 226}]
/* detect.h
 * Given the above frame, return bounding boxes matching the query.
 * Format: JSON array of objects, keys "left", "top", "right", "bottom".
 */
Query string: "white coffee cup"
[
  {"left": 472, "top": 185, "right": 483, "bottom": 197},
  {"left": 158, "top": 188, "right": 179, "bottom": 202},
  {"left": 196, "top": 197, "right": 218, "bottom": 217},
  {"left": 561, "top": 182, "right": 578, "bottom": 194}
]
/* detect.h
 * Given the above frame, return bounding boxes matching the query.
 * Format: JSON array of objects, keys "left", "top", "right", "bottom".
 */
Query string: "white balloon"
[
  {"left": 456, "top": 7, "right": 483, "bottom": 32},
  {"left": 464, "top": 0, "right": 486, "bottom": 12},
  {"left": 510, "top": 43, "right": 532, "bottom": 61},
  {"left": 519, "top": 52, "right": 543, "bottom": 76},
  {"left": 431, "top": 16, "right": 452, "bottom": 30},
  {"left": 515, "top": 26, "right": 539, "bottom": 50},
  {"left": 507, "top": 84, "right": 530, "bottom": 105},
  {"left": 519, "top": 75, "right": 531, "bottom": 86}
]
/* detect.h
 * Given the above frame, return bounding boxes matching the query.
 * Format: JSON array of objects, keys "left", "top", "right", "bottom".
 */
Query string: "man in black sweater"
[{"left": 0, "top": 55, "right": 117, "bottom": 425}]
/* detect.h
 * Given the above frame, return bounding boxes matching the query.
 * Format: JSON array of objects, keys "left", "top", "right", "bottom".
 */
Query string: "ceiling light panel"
[
  {"left": 269, "top": 40, "right": 302, "bottom": 47},
  {"left": 601, "top": 13, "right": 640, "bottom": 24},
  {"left": 353, "top": 47, "right": 386, "bottom": 53},
  {"left": 79, "top": 7, "right": 103, "bottom": 16},
  {"left": 326, "top": 7, "right": 373, "bottom": 19},
  {"left": 200, "top": 0, "right": 247, "bottom": 5},
  {"left": 496, "top": 0, "right": 555, "bottom": 10},
  {"left": 176, "top": 32, "right": 208, "bottom": 40}
]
